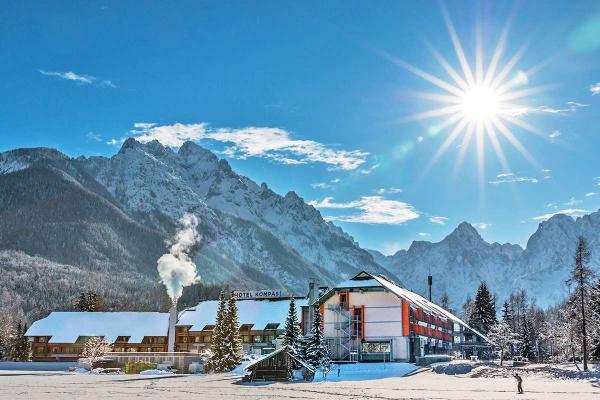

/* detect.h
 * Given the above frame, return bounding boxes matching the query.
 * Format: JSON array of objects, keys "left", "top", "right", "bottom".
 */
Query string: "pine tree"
[
  {"left": 468, "top": 282, "right": 497, "bottom": 334},
  {"left": 519, "top": 315, "right": 533, "bottom": 359},
  {"left": 502, "top": 301, "right": 512, "bottom": 325},
  {"left": 566, "top": 236, "right": 595, "bottom": 371},
  {"left": 75, "top": 290, "right": 105, "bottom": 312},
  {"left": 284, "top": 297, "right": 302, "bottom": 351},
  {"left": 221, "top": 291, "right": 242, "bottom": 371},
  {"left": 12, "top": 322, "right": 30, "bottom": 361},
  {"left": 207, "top": 289, "right": 228, "bottom": 372},
  {"left": 305, "top": 305, "right": 330, "bottom": 371}
]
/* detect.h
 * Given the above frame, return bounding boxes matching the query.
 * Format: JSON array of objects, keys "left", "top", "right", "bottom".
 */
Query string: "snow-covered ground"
[
  {"left": 1, "top": 366, "right": 598, "bottom": 399},
  {"left": 313, "top": 362, "right": 418, "bottom": 382}
]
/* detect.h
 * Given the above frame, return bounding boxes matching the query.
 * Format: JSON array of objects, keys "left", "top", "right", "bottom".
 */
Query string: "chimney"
[
  {"left": 168, "top": 306, "right": 177, "bottom": 353},
  {"left": 428, "top": 275, "right": 433, "bottom": 302},
  {"left": 308, "top": 282, "right": 317, "bottom": 305}
]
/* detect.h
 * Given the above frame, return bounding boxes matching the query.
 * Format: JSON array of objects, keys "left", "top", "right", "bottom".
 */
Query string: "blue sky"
[{"left": 1, "top": 0, "right": 599, "bottom": 254}]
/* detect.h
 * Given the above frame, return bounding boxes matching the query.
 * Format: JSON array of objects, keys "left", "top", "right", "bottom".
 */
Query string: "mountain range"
[{"left": 1, "top": 139, "right": 598, "bottom": 320}]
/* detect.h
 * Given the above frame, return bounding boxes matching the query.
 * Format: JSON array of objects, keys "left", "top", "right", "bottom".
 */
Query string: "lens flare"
[{"left": 382, "top": 5, "right": 548, "bottom": 183}]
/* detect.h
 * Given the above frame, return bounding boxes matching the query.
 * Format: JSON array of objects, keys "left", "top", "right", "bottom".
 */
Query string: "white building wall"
[{"left": 322, "top": 290, "right": 410, "bottom": 361}]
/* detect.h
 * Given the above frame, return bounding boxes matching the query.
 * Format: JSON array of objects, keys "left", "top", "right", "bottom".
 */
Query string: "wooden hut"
[{"left": 244, "top": 345, "right": 314, "bottom": 382}]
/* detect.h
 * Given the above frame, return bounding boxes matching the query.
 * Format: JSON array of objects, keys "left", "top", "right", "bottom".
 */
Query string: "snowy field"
[{"left": 1, "top": 365, "right": 599, "bottom": 400}]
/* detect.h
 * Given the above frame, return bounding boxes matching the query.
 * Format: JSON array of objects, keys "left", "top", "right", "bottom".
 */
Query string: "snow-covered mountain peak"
[
  {"left": 118, "top": 137, "right": 144, "bottom": 154},
  {"left": 444, "top": 221, "right": 484, "bottom": 244}
]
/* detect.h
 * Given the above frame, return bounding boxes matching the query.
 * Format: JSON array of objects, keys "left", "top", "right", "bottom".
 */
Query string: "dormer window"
[{"left": 264, "top": 323, "right": 279, "bottom": 331}]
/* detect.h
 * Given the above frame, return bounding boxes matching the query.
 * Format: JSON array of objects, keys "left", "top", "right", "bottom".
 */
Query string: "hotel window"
[
  {"left": 339, "top": 292, "right": 348, "bottom": 310},
  {"left": 253, "top": 336, "right": 263, "bottom": 343},
  {"left": 242, "top": 335, "right": 249, "bottom": 343},
  {"left": 203, "top": 335, "right": 211, "bottom": 343}
]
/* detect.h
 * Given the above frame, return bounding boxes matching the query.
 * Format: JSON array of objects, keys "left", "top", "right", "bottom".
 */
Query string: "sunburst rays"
[{"left": 389, "top": 5, "right": 548, "bottom": 178}]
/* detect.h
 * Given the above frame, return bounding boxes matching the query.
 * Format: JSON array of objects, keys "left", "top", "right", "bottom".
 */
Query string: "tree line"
[{"left": 460, "top": 236, "right": 600, "bottom": 371}]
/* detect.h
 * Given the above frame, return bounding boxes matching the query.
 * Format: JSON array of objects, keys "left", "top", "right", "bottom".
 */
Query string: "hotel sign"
[{"left": 233, "top": 289, "right": 285, "bottom": 300}]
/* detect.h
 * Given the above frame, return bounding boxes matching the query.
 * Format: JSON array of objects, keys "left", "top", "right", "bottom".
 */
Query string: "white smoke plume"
[{"left": 157, "top": 213, "right": 200, "bottom": 304}]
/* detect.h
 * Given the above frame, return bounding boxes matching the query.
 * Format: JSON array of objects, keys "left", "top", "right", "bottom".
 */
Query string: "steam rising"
[{"left": 157, "top": 213, "right": 200, "bottom": 304}]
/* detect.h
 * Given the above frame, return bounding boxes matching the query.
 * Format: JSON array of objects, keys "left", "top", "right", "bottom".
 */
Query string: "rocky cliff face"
[{"left": 0, "top": 140, "right": 387, "bottom": 303}]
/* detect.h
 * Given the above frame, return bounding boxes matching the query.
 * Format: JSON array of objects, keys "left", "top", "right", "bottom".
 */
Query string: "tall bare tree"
[{"left": 566, "top": 236, "right": 595, "bottom": 371}]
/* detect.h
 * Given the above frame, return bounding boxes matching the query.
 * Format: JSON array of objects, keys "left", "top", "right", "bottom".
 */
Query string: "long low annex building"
[
  {"left": 316, "top": 271, "right": 489, "bottom": 362},
  {"left": 25, "top": 312, "right": 170, "bottom": 361},
  {"left": 175, "top": 297, "right": 307, "bottom": 355}
]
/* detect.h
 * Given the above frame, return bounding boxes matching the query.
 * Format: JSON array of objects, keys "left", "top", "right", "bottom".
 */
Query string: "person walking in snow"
[{"left": 514, "top": 372, "right": 523, "bottom": 394}]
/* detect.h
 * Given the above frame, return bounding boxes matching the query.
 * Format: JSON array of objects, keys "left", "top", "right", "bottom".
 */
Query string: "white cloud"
[
  {"left": 309, "top": 196, "right": 419, "bottom": 225},
  {"left": 473, "top": 222, "right": 491, "bottom": 230},
  {"left": 548, "top": 130, "right": 561, "bottom": 142},
  {"left": 595, "top": 177, "right": 600, "bottom": 187},
  {"left": 591, "top": 82, "right": 600, "bottom": 95},
  {"left": 418, "top": 232, "right": 431, "bottom": 237},
  {"left": 564, "top": 197, "right": 581, "bottom": 206},
  {"left": 359, "top": 163, "right": 380, "bottom": 174},
  {"left": 116, "top": 123, "right": 368, "bottom": 170},
  {"left": 504, "top": 102, "right": 588, "bottom": 117},
  {"left": 375, "top": 187, "right": 403, "bottom": 195},
  {"left": 532, "top": 208, "right": 588, "bottom": 221},
  {"left": 541, "top": 169, "right": 552, "bottom": 180},
  {"left": 429, "top": 216, "right": 448, "bottom": 225},
  {"left": 311, "top": 178, "right": 342, "bottom": 189},
  {"left": 586, "top": 192, "right": 596, "bottom": 197},
  {"left": 86, "top": 132, "right": 102, "bottom": 142},
  {"left": 106, "top": 138, "right": 125, "bottom": 146},
  {"left": 489, "top": 172, "right": 538, "bottom": 185},
  {"left": 39, "top": 69, "right": 115, "bottom": 88},
  {"left": 101, "top": 80, "right": 117, "bottom": 88}
]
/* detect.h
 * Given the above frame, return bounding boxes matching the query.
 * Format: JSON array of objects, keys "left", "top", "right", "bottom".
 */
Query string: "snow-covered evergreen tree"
[
  {"left": 518, "top": 315, "right": 534, "bottom": 359},
  {"left": 487, "top": 320, "right": 519, "bottom": 365},
  {"left": 305, "top": 306, "right": 330, "bottom": 371},
  {"left": 221, "top": 291, "right": 242, "bottom": 371},
  {"left": 283, "top": 297, "right": 302, "bottom": 351},
  {"left": 74, "top": 290, "right": 105, "bottom": 312},
  {"left": 501, "top": 301, "right": 512, "bottom": 324},
  {"left": 11, "top": 322, "right": 30, "bottom": 361},
  {"left": 207, "top": 290, "right": 228, "bottom": 372},
  {"left": 468, "top": 282, "right": 497, "bottom": 334}
]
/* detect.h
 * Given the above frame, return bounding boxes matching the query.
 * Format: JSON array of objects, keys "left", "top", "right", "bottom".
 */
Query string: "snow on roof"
[
  {"left": 177, "top": 298, "right": 307, "bottom": 332},
  {"left": 25, "top": 312, "right": 170, "bottom": 344},
  {"left": 327, "top": 271, "right": 490, "bottom": 343},
  {"left": 334, "top": 278, "right": 382, "bottom": 289},
  {"left": 245, "top": 345, "right": 315, "bottom": 373}
]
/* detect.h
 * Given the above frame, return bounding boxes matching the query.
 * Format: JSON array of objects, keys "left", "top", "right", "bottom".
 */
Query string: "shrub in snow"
[{"left": 81, "top": 337, "right": 112, "bottom": 370}]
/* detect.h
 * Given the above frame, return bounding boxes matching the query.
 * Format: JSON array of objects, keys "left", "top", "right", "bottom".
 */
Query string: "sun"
[
  {"left": 461, "top": 86, "right": 499, "bottom": 122},
  {"left": 382, "top": 5, "right": 546, "bottom": 181}
]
